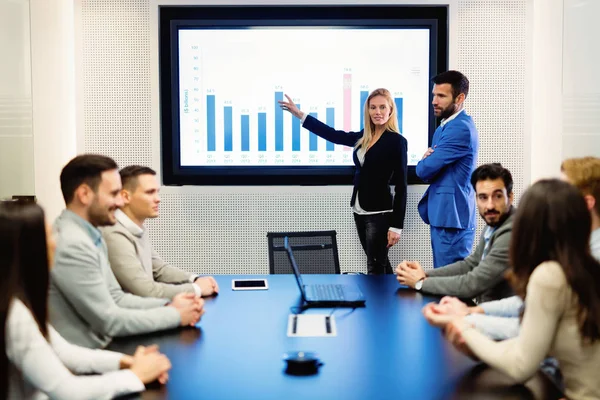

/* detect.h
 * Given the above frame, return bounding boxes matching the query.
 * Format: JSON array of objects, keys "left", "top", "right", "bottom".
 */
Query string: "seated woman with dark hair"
[
  {"left": 0, "top": 201, "right": 172, "bottom": 400},
  {"left": 424, "top": 179, "right": 600, "bottom": 400}
]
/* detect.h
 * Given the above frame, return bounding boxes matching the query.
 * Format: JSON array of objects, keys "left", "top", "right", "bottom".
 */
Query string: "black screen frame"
[{"left": 159, "top": 5, "right": 448, "bottom": 186}]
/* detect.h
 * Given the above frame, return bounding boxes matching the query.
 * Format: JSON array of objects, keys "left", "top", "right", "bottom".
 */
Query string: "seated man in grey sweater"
[
  {"left": 395, "top": 163, "right": 515, "bottom": 303},
  {"left": 101, "top": 165, "right": 219, "bottom": 300},
  {"left": 49, "top": 154, "right": 204, "bottom": 349}
]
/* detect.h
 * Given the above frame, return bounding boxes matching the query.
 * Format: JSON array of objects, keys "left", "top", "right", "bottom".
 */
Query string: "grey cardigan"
[
  {"left": 100, "top": 214, "right": 198, "bottom": 300},
  {"left": 422, "top": 208, "right": 515, "bottom": 303},
  {"left": 48, "top": 210, "right": 181, "bottom": 349}
]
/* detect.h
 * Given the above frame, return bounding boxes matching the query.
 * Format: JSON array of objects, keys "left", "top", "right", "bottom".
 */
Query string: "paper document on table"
[{"left": 287, "top": 314, "right": 337, "bottom": 337}]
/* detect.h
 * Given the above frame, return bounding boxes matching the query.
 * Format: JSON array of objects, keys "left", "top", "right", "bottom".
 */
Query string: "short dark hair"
[
  {"left": 120, "top": 165, "right": 157, "bottom": 191},
  {"left": 60, "top": 154, "right": 118, "bottom": 205},
  {"left": 470, "top": 163, "right": 513, "bottom": 194},
  {"left": 432, "top": 70, "right": 470, "bottom": 99}
]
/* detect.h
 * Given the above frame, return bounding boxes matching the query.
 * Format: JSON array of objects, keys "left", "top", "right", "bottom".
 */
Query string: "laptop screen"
[{"left": 283, "top": 236, "right": 308, "bottom": 302}]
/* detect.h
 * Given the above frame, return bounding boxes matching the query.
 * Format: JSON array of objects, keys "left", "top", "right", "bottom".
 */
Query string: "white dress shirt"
[
  {"left": 6, "top": 298, "right": 145, "bottom": 400},
  {"left": 440, "top": 107, "right": 465, "bottom": 127}
]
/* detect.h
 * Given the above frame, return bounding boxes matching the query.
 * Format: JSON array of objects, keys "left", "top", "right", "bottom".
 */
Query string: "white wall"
[
  {"left": 526, "top": 0, "right": 600, "bottom": 182},
  {"left": 0, "top": 0, "right": 34, "bottom": 200},
  {"left": 528, "top": 0, "right": 564, "bottom": 182},
  {"left": 562, "top": 0, "right": 600, "bottom": 158},
  {"left": 0, "top": 0, "right": 30, "bottom": 98},
  {"left": 30, "top": 0, "right": 78, "bottom": 222}
]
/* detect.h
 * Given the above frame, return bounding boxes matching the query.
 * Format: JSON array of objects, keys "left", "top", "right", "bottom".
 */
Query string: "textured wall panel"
[
  {"left": 82, "top": 0, "right": 153, "bottom": 167},
  {"left": 142, "top": 188, "right": 432, "bottom": 274},
  {"left": 82, "top": 0, "right": 528, "bottom": 274},
  {"left": 457, "top": 0, "right": 527, "bottom": 241}
]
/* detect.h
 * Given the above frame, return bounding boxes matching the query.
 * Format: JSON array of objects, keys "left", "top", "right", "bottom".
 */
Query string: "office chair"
[{"left": 267, "top": 231, "right": 341, "bottom": 274}]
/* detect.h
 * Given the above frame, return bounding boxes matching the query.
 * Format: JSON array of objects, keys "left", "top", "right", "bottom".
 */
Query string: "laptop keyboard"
[{"left": 311, "top": 284, "right": 345, "bottom": 301}]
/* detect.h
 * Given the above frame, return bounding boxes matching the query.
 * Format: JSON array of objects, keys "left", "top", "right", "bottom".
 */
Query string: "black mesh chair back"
[{"left": 267, "top": 231, "right": 341, "bottom": 274}]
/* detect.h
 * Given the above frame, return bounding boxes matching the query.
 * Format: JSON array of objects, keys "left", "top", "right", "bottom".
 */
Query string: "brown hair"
[
  {"left": 507, "top": 179, "right": 600, "bottom": 344},
  {"left": 119, "top": 165, "right": 157, "bottom": 192},
  {"left": 561, "top": 156, "right": 600, "bottom": 215},
  {"left": 432, "top": 70, "right": 470, "bottom": 99},
  {"left": 60, "top": 154, "right": 118, "bottom": 204}
]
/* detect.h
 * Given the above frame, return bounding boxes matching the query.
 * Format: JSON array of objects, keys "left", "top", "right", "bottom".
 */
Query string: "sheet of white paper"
[{"left": 287, "top": 314, "right": 337, "bottom": 337}]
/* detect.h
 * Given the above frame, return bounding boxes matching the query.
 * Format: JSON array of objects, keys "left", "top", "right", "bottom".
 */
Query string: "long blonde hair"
[{"left": 355, "top": 88, "right": 400, "bottom": 149}]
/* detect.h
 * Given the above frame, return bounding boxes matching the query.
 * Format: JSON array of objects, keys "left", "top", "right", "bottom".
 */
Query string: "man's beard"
[
  {"left": 88, "top": 201, "right": 116, "bottom": 227},
  {"left": 481, "top": 209, "right": 510, "bottom": 228},
  {"left": 439, "top": 103, "right": 458, "bottom": 119}
]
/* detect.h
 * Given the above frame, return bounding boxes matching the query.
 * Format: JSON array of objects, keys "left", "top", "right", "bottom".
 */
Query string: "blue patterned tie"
[{"left": 481, "top": 226, "right": 496, "bottom": 261}]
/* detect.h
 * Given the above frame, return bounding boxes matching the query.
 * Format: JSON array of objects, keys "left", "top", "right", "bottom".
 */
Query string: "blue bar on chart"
[
  {"left": 258, "top": 112, "right": 267, "bottom": 151},
  {"left": 241, "top": 114, "right": 249, "bottom": 151},
  {"left": 394, "top": 97, "right": 403, "bottom": 134},
  {"left": 292, "top": 104, "right": 301, "bottom": 151},
  {"left": 309, "top": 112, "right": 318, "bottom": 151},
  {"left": 275, "top": 92, "right": 284, "bottom": 151},
  {"left": 326, "top": 108, "right": 335, "bottom": 151},
  {"left": 224, "top": 106, "right": 232, "bottom": 151},
  {"left": 207, "top": 95, "right": 216, "bottom": 151},
  {"left": 360, "top": 91, "right": 368, "bottom": 130}
]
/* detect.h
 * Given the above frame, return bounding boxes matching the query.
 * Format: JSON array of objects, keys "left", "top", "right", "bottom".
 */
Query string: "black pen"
[
  {"left": 325, "top": 316, "right": 331, "bottom": 334},
  {"left": 292, "top": 315, "right": 298, "bottom": 334}
]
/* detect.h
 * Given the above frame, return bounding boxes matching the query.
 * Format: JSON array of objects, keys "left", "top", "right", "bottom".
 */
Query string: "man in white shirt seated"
[{"left": 101, "top": 165, "right": 219, "bottom": 300}]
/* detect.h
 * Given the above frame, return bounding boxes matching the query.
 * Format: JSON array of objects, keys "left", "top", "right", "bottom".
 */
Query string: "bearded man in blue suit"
[{"left": 417, "top": 71, "right": 479, "bottom": 268}]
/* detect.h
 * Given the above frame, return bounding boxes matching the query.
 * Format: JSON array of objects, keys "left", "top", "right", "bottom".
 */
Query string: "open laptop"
[{"left": 284, "top": 236, "right": 366, "bottom": 307}]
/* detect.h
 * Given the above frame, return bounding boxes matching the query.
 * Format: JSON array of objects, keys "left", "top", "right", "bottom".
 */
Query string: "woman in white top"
[
  {"left": 424, "top": 179, "right": 600, "bottom": 400},
  {"left": 0, "top": 201, "right": 172, "bottom": 400}
]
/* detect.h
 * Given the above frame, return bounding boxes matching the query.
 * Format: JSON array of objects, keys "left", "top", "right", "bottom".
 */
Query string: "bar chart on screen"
[{"left": 178, "top": 28, "right": 430, "bottom": 167}]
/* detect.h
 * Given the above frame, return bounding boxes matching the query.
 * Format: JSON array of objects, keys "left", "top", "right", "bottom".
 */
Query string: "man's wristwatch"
[{"left": 415, "top": 278, "right": 424, "bottom": 291}]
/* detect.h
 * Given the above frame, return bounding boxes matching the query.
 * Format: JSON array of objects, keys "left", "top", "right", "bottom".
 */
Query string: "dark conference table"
[{"left": 110, "top": 274, "right": 564, "bottom": 400}]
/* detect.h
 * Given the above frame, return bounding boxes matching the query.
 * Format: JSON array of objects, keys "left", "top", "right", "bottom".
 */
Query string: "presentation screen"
[{"left": 160, "top": 6, "right": 448, "bottom": 185}]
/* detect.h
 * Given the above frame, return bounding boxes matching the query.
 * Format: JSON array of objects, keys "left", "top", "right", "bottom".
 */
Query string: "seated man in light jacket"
[
  {"left": 395, "top": 163, "right": 515, "bottom": 304},
  {"left": 101, "top": 165, "right": 219, "bottom": 300},
  {"left": 49, "top": 154, "right": 204, "bottom": 349}
]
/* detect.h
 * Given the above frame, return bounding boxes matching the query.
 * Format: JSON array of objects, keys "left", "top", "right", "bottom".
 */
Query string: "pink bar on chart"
[{"left": 343, "top": 73, "right": 352, "bottom": 150}]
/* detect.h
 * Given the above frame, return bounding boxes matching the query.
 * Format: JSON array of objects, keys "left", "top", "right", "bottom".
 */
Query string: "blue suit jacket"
[{"left": 416, "top": 110, "right": 479, "bottom": 229}]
